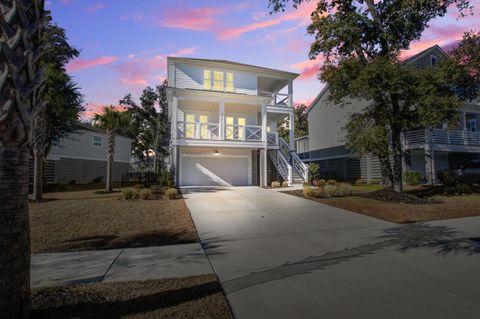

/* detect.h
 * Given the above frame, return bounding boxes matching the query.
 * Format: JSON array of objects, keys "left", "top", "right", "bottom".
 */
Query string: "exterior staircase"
[{"left": 268, "top": 138, "right": 309, "bottom": 185}]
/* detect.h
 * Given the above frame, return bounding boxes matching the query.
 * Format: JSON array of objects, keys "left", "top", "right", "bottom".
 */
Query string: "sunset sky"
[{"left": 48, "top": 0, "right": 480, "bottom": 118}]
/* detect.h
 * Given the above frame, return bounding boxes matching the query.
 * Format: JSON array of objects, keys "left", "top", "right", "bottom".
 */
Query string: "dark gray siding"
[
  {"left": 252, "top": 150, "right": 259, "bottom": 186},
  {"left": 55, "top": 158, "right": 129, "bottom": 184}
]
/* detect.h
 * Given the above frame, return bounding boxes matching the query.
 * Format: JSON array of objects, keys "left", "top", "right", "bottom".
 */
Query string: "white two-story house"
[
  {"left": 299, "top": 45, "right": 480, "bottom": 184},
  {"left": 167, "top": 57, "right": 308, "bottom": 187}
]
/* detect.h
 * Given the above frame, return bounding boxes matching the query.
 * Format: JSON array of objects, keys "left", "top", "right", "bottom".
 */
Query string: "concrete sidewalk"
[{"left": 31, "top": 243, "right": 213, "bottom": 288}]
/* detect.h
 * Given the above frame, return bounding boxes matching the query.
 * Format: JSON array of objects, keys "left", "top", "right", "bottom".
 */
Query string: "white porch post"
[
  {"left": 261, "top": 103, "right": 267, "bottom": 143},
  {"left": 171, "top": 96, "right": 178, "bottom": 143},
  {"left": 219, "top": 100, "right": 225, "bottom": 140},
  {"left": 289, "top": 112, "right": 295, "bottom": 151},
  {"left": 288, "top": 79, "right": 293, "bottom": 108}
]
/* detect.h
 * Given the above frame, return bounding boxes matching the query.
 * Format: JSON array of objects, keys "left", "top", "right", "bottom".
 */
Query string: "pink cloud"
[
  {"left": 218, "top": 1, "right": 316, "bottom": 41},
  {"left": 86, "top": 2, "right": 105, "bottom": 13},
  {"left": 67, "top": 56, "right": 117, "bottom": 72},
  {"left": 290, "top": 57, "right": 324, "bottom": 80},
  {"left": 82, "top": 103, "right": 126, "bottom": 119},
  {"left": 115, "top": 47, "right": 196, "bottom": 88},
  {"left": 158, "top": 7, "right": 223, "bottom": 31},
  {"left": 294, "top": 97, "right": 314, "bottom": 107}
]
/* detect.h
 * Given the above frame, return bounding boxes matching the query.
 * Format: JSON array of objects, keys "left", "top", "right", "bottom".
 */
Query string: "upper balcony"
[
  {"left": 176, "top": 121, "right": 279, "bottom": 147},
  {"left": 404, "top": 128, "right": 480, "bottom": 150}
]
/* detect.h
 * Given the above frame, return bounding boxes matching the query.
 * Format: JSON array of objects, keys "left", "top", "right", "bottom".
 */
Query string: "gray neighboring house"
[
  {"left": 31, "top": 123, "right": 133, "bottom": 184},
  {"left": 298, "top": 45, "right": 480, "bottom": 183}
]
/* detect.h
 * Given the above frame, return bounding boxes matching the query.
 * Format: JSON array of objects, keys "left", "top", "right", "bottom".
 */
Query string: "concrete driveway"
[{"left": 182, "top": 186, "right": 480, "bottom": 319}]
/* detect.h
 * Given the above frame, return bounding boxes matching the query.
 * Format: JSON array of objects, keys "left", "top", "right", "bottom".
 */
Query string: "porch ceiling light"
[{"left": 213, "top": 150, "right": 221, "bottom": 156}]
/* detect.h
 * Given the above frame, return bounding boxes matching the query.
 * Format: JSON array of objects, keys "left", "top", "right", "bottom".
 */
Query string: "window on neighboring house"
[
  {"left": 431, "top": 54, "right": 438, "bottom": 66},
  {"left": 92, "top": 135, "right": 103, "bottom": 147},
  {"left": 52, "top": 138, "right": 63, "bottom": 148},
  {"left": 213, "top": 71, "right": 224, "bottom": 91},
  {"left": 203, "top": 70, "right": 212, "bottom": 90},
  {"left": 225, "top": 72, "right": 234, "bottom": 92},
  {"left": 467, "top": 119, "right": 477, "bottom": 132}
]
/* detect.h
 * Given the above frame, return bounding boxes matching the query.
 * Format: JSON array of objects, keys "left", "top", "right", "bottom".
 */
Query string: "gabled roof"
[
  {"left": 306, "top": 44, "right": 448, "bottom": 114},
  {"left": 77, "top": 122, "right": 133, "bottom": 140},
  {"left": 168, "top": 57, "right": 299, "bottom": 79},
  {"left": 401, "top": 44, "right": 449, "bottom": 65}
]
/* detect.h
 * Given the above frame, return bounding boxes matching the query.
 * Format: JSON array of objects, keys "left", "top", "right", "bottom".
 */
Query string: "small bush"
[
  {"left": 438, "top": 169, "right": 459, "bottom": 187},
  {"left": 303, "top": 181, "right": 312, "bottom": 187},
  {"left": 151, "top": 185, "right": 167, "bottom": 195},
  {"left": 271, "top": 181, "right": 281, "bottom": 188},
  {"left": 336, "top": 183, "right": 353, "bottom": 197},
  {"left": 122, "top": 188, "right": 138, "bottom": 200},
  {"left": 326, "top": 179, "right": 337, "bottom": 186},
  {"left": 68, "top": 180, "right": 76, "bottom": 185},
  {"left": 165, "top": 188, "right": 178, "bottom": 200},
  {"left": 303, "top": 186, "right": 315, "bottom": 197},
  {"left": 313, "top": 179, "right": 326, "bottom": 188},
  {"left": 282, "top": 181, "right": 289, "bottom": 188},
  {"left": 309, "top": 163, "right": 319, "bottom": 181},
  {"left": 405, "top": 171, "right": 423, "bottom": 186},
  {"left": 44, "top": 183, "right": 68, "bottom": 193},
  {"left": 323, "top": 185, "right": 338, "bottom": 198},
  {"left": 444, "top": 184, "right": 472, "bottom": 196},
  {"left": 134, "top": 184, "right": 145, "bottom": 190},
  {"left": 139, "top": 188, "right": 153, "bottom": 200},
  {"left": 92, "top": 176, "right": 103, "bottom": 183}
]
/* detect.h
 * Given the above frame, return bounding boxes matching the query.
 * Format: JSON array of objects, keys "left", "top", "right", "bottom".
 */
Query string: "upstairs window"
[
  {"left": 431, "top": 54, "right": 438, "bottom": 66},
  {"left": 92, "top": 135, "right": 103, "bottom": 147},
  {"left": 226, "top": 72, "right": 234, "bottom": 92},
  {"left": 203, "top": 70, "right": 212, "bottom": 90},
  {"left": 213, "top": 71, "right": 224, "bottom": 91}
]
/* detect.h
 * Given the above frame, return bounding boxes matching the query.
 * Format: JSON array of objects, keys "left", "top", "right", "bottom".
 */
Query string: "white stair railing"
[{"left": 278, "top": 137, "right": 309, "bottom": 183}]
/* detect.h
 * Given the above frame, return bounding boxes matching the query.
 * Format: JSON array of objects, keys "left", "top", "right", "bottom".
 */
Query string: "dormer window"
[
  {"left": 203, "top": 70, "right": 211, "bottom": 90},
  {"left": 431, "top": 54, "right": 438, "bottom": 66},
  {"left": 213, "top": 71, "right": 224, "bottom": 91},
  {"left": 226, "top": 72, "right": 234, "bottom": 92}
]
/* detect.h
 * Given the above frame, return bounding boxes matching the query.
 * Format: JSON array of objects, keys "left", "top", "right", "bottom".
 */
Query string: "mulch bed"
[
  {"left": 31, "top": 274, "right": 234, "bottom": 319},
  {"left": 362, "top": 189, "right": 440, "bottom": 204}
]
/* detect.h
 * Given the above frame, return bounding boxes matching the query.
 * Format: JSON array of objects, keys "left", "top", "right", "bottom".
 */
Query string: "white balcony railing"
[
  {"left": 258, "top": 91, "right": 292, "bottom": 108},
  {"left": 404, "top": 128, "right": 480, "bottom": 147},
  {"left": 177, "top": 121, "right": 269, "bottom": 143}
]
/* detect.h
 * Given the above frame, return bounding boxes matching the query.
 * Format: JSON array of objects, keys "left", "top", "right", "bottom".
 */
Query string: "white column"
[
  {"left": 219, "top": 100, "right": 225, "bottom": 140},
  {"left": 288, "top": 79, "right": 293, "bottom": 108},
  {"left": 261, "top": 103, "right": 267, "bottom": 143},
  {"left": 289, "top": 112, "right": 295, "bottom": 150},
  {"left": 171, "top": 96, "right": 178, "bottom": 143}
]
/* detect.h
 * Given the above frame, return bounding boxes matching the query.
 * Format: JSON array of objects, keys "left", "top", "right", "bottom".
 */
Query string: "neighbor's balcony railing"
[
  {"left": 178, "top": 121, "right": 273, "bottom": 143},
  {"left": 404, "top": 128, "right": 480, "bottom": 147},
  {"left": 258, "top": 91, "right": 292, "bottom": 108}
]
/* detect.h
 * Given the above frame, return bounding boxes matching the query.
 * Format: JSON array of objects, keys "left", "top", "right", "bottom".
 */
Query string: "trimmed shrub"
[
  {"left": 92, "top": 176, "right": 103, "bottom": 183},
  {"left": 323, "top": 185, "right": 338, "bottom": 198},
  {"left": 139, "top": 188, "right": 153, "bottom": 200},
  {"left": 282, "top": 181, "right": 289, "bottom": 188},
  {"left": 165, "top": 188, "right": 178, "bottom": 200},
  {"left": 151, "top": 185, "right": 167, "bottom": 195},
  {"left": 336, "top": 183, "right": 353, "bottom": 197},
  {"left": 44, "top": 183, "right": 68, "bottom": 193},
  {"left": 313, "top": 179, "right": 326, "bottom": 188},
  {"left": 405, "top": 171, "right": 423, "bottom": 186},
  {"left": 303, "top": 186, "right": 315, "bottom": 197},
  {"left": 326, "top": 179, "right": 337, "bottom": 186},
  {"left": 122, "top": 188, "right": 138, "bottom": 200},
  {"left": 303, "top": 181, "right": 312, "bottom": 187},
  {"left": 271, "top": 181, "right": 281, "bottom": 188},
  {"left": 134, "top": 184, "right": 145, "bottom": 190},
  {"left": 68, "top": 180, "right": 76, "bottom": 185}
]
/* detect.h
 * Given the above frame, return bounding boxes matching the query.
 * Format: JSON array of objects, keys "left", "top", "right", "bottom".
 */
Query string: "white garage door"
[{"left": 181, "top": 155, "right": 250, "bottom": 186}]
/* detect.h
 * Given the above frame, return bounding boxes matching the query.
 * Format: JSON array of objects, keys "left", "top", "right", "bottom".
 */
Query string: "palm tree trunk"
[
  {"left": 106, "top": 131, "right": 115, "bottom": 192},
  {"left": 32, "top": 152, "right": 43, "bottom": 201},
  {"left": 0, "top": 146, "right": 31, "bottom": 318}
]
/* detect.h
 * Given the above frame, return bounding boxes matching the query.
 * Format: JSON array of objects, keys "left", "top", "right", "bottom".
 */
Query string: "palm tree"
[
  {"left": 0, "top": 1, "right": 49, "bottom": 317},
  {"left": 94, "top": 106, "right": 131, "bottom": 192}
]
